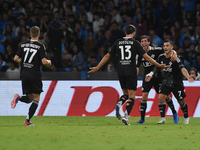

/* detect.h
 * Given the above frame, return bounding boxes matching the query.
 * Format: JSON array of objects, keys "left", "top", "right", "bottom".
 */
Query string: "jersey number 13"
[{"left": 119, "top": 45, "right": 132, "bottom": 60}]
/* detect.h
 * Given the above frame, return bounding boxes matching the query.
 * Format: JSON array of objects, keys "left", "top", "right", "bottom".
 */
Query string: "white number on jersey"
[
  {"left": 24, "top": 48, "right": 37, "bottom": 63},
  {"left": 119, "top": 45, "right": 132, "bottom": 60}
]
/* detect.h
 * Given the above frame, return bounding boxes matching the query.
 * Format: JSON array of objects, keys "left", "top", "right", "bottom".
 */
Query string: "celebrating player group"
[
  {"left": 88, "top": 25, "right": 194, "bottom": 125},
  {"left": 11, "top": 24, "right": 194, "bottom": 126}
]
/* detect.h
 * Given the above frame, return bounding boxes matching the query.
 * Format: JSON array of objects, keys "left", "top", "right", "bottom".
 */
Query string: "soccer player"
[
  {"left": 145, "top": 40, "right": 194, "bottom": 124},
  {"left": 88, "top": 25, "right": 169, "bottom": 125},
  {"left": 136, "top": 35, "right": 179, "bottom": 124},
  {"left": 11, "top": 26, "right": 51, "bottom": 126}
]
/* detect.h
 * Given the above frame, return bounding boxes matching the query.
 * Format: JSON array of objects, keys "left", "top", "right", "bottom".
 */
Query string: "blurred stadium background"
[{"left": 0, "top": 0, "right": 200, "bottom": 117}]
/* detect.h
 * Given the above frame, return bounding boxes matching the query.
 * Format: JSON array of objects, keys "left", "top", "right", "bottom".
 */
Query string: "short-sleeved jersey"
[
  {"left": 137, "top": 46, "right": 163, "bottom": 75},
  {"left": 16, "top": 40, "right": 46, "bottom": 78},
  {"left": 109, "top": 37, "right": 146, "bottom": 77},
  {"left": 158, "top": 54, "right": 184, "bottom": 87}
]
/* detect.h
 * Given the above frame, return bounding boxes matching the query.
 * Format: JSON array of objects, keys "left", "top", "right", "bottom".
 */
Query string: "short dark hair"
[
  {"left": 163, "top": 39, "right": 173, "bottom": 45},
  {"left": 141, "top": 35, "right": 150, "bottom": 42},
  {"left": 125, "top": 25, "right": 136, "bottom": 35}
]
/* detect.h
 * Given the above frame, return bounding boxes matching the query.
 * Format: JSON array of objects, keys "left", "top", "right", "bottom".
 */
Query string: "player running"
[
  {"left": 88, "top": 25, "right": 169, "bottom": 125},
  {"left": 135, "top": 35, "right": 179, "bottom": 124},
  {"left": 12, "top": 26, "right": 51, "bottom": 126},
  {"left": 145, "top": 40, "right": 194, "bottom": 124}
]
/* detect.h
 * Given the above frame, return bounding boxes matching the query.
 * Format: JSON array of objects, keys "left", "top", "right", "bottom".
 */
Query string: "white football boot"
[
  {"left": 184, "top": 117, "right": 189, "bottom": 124},
  {"left": 157, "top": 117, "right": 166, "bottom": 124}
]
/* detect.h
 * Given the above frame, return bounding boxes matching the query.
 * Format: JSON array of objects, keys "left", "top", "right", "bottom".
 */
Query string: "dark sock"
[
  {"left": 166, "top": 97, "right": 176, "bottom": 114},
  {"left": 159, "top": 102, "right": 166, "bottom": 117},
  {"left": 117, "top": 94, "right": 128, "bottom": 106},
  {"left": 181, "top": 103, "right": 188, "bottom": 118},
  {"left": 26, "top": 100, "right": 38, "bottom": 122},
  {"left": 124, "top": 97, "right": 135, "bottom": 118},
  {"left": 19, "top": 96, "right": 32, "bottom": 103},
  {"left": 140, "top": 100, "right": 147, "bottom": 120}
]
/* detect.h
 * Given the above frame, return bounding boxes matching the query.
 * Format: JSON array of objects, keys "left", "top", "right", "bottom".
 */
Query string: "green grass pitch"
[{"left": 0, "top": 116, "right": 200, "bottom": 150}]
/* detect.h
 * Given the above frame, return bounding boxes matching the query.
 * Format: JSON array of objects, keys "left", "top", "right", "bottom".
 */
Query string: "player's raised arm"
[
  {"left": 181, "top": 68, "right": 194, "bottom": 83},
  {"left": 142, "top": 53, "right": 169, "bottom": 69},
  {"left": 88, "top": 53, "right": 111, "bottom": 73}
]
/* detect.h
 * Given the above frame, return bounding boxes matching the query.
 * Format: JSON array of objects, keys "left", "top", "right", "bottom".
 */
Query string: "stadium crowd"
[{"left": 0, "top": 0, "right": 200, "bottom": 75}]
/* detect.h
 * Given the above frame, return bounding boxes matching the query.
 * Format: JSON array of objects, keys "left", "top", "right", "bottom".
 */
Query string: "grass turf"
[{"left": 0, "top": 116, "right": 200, "bottom": 150}]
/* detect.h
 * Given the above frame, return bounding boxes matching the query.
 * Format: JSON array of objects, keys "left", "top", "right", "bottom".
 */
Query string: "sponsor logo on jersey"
[
  {"left": 23, "top": 63, "right": 34, "bottom": 68},
  {"left": 163, "top": 67, "right": 172, "bottom": 72},
  {"left": 143, "top": 62, "right": 152, "bottom": 67},
  {"left": 120, "top": 60, "right": 131, "bottom": 65}
]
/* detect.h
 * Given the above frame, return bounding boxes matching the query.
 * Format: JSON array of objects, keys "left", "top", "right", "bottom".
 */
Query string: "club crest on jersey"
[{"left": 151, "top": 54, "right": 155, "bottom": 58}]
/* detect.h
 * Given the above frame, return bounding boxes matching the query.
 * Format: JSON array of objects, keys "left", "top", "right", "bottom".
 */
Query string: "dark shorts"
[
  {"left": 142, "top": 76, "right": 161, "bottom": 93},
  {"left": 118, "top": 76, "right": 137, "bottom": 90},
  {"left": 160, "top": 84, "right": 186, "bottom": 100},
  {"left": 22, "top": 76, "right": 43, "bottom": 95}
]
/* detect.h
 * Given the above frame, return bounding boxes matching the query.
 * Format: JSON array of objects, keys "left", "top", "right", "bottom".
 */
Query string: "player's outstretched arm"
[
  {"left": 181, "top": 68, "right": 194, "bottom": 83},
  {"left": 14, "top": 55, "right": 21, "bottom": 64},
  {"left": 142, "top": 53, "right": 170, "bottom": 69},
  {"left": 88, "top": 53, "right": 111, "bottom": 73}
]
